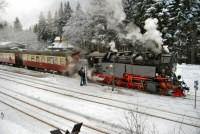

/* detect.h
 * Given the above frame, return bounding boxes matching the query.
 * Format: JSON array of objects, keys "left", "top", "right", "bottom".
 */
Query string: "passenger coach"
[{"left": 0, "top": 50, "right": 81, "bottom": 75}]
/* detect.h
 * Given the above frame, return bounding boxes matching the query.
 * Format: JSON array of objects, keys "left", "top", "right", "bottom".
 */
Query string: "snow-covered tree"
[
  {"left": 13, "top": 17, "right": 22, "bottom": 31},
  {"left": 88, "top": 0, "right": 124, "bottom": 28},
  {"left": 63, "top": 2, "right": 92, "bottom": 46},
  {"left": 58, "top": 2, "right": 64, "bottom": 17},
  {"left": 0, "top": 0, "right": 6, "bottom": 10},
  {"left": 56, "top": 1, "right": 73, "bottom": 37},
  {"left": 122, "top": 0, "right": 141, "bottom": 23},
  {"left": 0, "top": 21, "right": 12, "bottom": 41},
  {"left": 37, "top": 12, "right": 48, "bottom": 41},
  {"left": 46, "top": 11, "right": 55, "bottom": 42},
  {"left": 33, "top": 24, "right": 38, "bottom": 33},
  {"left": 64, "top": 1, "right": 73, "bottom": 22},
  {"left": 0, "top": 20, "right": 8, "bottom": 29},
  {"left": 158, "top": 0, "right": 199, "bottom": 63},
  {"left": 87, "top": 0, "right": 121, "bottom": 50},
  {"left": 122, "top": 0, "right": 200, "bottom": 63},
  {"left": 123, "top": 0, "right": 163, "bottom": 33}
]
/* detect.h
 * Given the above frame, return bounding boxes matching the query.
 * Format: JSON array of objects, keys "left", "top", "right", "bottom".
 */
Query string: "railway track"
[
  {"left": 0, "top": 87, "right": 118, "bottom": 134},
  {"left": 0, "top": 69, "right": 200, "bottom": 128}
]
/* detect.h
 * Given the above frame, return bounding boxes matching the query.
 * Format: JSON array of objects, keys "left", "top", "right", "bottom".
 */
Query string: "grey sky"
[{"left": 1, "top": 0, "right": 87, "bottom": 29}]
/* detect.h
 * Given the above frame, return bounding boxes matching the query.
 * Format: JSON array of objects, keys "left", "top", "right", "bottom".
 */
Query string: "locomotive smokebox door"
[{"left": 146, "top": 81, "right": 158, "bottom": 93}]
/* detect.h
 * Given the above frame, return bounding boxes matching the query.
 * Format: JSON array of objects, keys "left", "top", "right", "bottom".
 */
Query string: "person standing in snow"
[
  {"left": 1, "top": 112, "right": 4, "bottom": 120},
  {"left": 78, "top": 67, "right": 86, "bottom": 86}
]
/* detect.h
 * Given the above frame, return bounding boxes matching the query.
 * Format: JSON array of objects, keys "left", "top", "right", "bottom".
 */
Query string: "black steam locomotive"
[{"left": 87, "top": 48, "right": 188, "bottom": 97}]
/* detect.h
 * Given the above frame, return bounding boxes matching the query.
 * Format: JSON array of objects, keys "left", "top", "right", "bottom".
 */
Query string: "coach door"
[{"left": 15, "top": 52, "right": 23, "bottom": 66}]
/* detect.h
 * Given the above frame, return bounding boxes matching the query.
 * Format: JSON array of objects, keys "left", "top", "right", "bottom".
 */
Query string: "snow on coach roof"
[
  {"left": 0, "top": 42, "right": 26, "bottom": 49},
  {"left": 88, "top": 51, "right": 106, "bottom": 57},
  {"left": 0, "top": 42, "right": 12, "bottom": 46},
  {"left": 54, "top": 37, "right": 61, "bottom": 41}
]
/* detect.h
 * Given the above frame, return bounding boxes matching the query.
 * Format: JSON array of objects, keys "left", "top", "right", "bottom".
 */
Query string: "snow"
[
  {"left": 48, "top": 42, "right": 74, "bottom": 49},
  {"left": 0, "top": 120, "right": 35, "bottom": 134},
  {"left": 0, "top": 41, "right": 12, "bottom": 46},
  {"left": 176, "top": 64, "right": 200, "bottom": 95},
  {"left": 0, "top": 102, "right": 53, "bottom": 134},
  {"left": 0, "top": 64, "right": 199, "bottom": 134}
]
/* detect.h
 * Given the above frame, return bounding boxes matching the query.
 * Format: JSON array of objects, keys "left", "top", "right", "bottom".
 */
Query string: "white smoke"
[
  {"left": 122, "top": 18, "right": 163, "bottom": 54},
  {"left": 141, "top": 18, "right": 163, "bottom": 54},
  {"left": 106, "top": 0, "right": 126, "bottom": 26},
  {"left": 63, "top": 55, "right": 81, "bottom": 76},
  {"left": 143, "top": 18, "right": 163, "bottom": 49},
  {"left": 87, "top": 68, "right": 104, "bottom": 81},
  {"left": 126, "top": 22, "right": 143, "bottom": 44}
]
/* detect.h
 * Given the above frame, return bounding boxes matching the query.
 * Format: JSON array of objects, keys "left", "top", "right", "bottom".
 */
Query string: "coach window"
[
  {"left": 41, "top": 56, "right": 45, "bottom": 63},
  {"left": 31, "top": 55, "right": 35, "bottom": 62},
  {"left": 24, "top": 54, "right": 29, "bottom": 61},
  {"left": 50, "top": 57, "right": 54, "bottom": 64},
  {"left": 47, "top": 56, "right": 54, "bottom": 64},
  {"left": 47, "top": 57, "right": 50, "bottom": 64},
  {"left": 36, "top": 56, "right": 40, "bottom": 62},
  {"left": 22, "top": 54, "right": 25, "bottom": 61},
  {"left": 53, "top": 57, "right": 58, "bottom": 64},
  {"left": 60, "top": 57, "right": 65, "bottom": 65}
]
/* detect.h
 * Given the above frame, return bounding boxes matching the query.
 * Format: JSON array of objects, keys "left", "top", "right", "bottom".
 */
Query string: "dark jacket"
[{"left": 78, "top": 69, "right": 85, "bottom": 77}]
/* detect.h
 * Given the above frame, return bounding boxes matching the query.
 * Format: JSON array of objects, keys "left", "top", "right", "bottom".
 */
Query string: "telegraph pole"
[
  {"left": 112, "top": 56, "right": 115, "bottom": 91},
  {"left": 194, "top": 80, "right": 198, "bottom": 109}
]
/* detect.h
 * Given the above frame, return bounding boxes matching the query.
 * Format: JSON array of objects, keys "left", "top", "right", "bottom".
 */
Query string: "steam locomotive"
[{"left": 88, "top": 50, "right": 189, "bottom": 97}]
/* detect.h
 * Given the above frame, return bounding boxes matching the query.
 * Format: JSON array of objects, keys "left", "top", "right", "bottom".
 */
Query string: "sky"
[{"left": 1, "top": 0, "right": 82, "bottom": 29}]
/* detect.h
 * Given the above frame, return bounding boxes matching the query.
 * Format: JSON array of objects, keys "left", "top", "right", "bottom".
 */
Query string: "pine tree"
[
  {"left": 47, "top": 11, "right": 55, "bottom": 42},
  {"left": 58, "top": 2, "right": 64, "bottom": 17},
  {"left": 122, "top": 0, "right": 200, "bottom": 63},
  {"left": 33, "top": 24, "right": 38, "bottom": 33},
  {"left": 122, "top": 0, "right": 140, "bottom": 22},
  {"left": 53, "top": 11, "right": 59, "bottom": 36},
  {"left": 88, "top": 0, "right": 109, "bottom": 49},
  {"left": 37, "top": 12, "right": 48, "bottom": 41},
  {"left": 0, "top": 21, "right": 8, "bottom": 29},
  {"left": 63, "top": 2, "right": 92, "bottom": 46},
  {"left": 56, "top": 1, "right": 73, "bottom": 38},
  {"left": 160, "top": 0, "right": 200, "bottom": 63},
  {"left": 64, "top": 1, "right": 73, "bottom": 18},
  {"left": 14, "top": 17, "right": 23, "bottom": 31},
  {"left": 123, "top": 0, "right": 163, "bottom": 33}
]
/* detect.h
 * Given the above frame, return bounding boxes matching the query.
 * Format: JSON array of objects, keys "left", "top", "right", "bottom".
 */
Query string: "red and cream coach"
[{"left": 0, "top": 50, "right": 81, "bottom": 75}]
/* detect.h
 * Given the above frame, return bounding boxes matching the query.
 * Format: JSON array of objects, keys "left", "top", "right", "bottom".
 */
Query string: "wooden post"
[
  {"left": 112, "top": 56, "right": 115, "bottom": 91},
  {"left": 194, "top": 80, "right": 198, "bottom": 109}
]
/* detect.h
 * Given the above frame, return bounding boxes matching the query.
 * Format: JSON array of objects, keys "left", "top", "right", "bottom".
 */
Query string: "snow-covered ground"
[
  {"left": 0, "top": 102, "right": 53, "bottom": 134},
  {"left": 176, "top": 64, "right": 200, "bottom": 95},
  {"left": 0, "top": 64, "right": 199, "bottom": 134}
]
